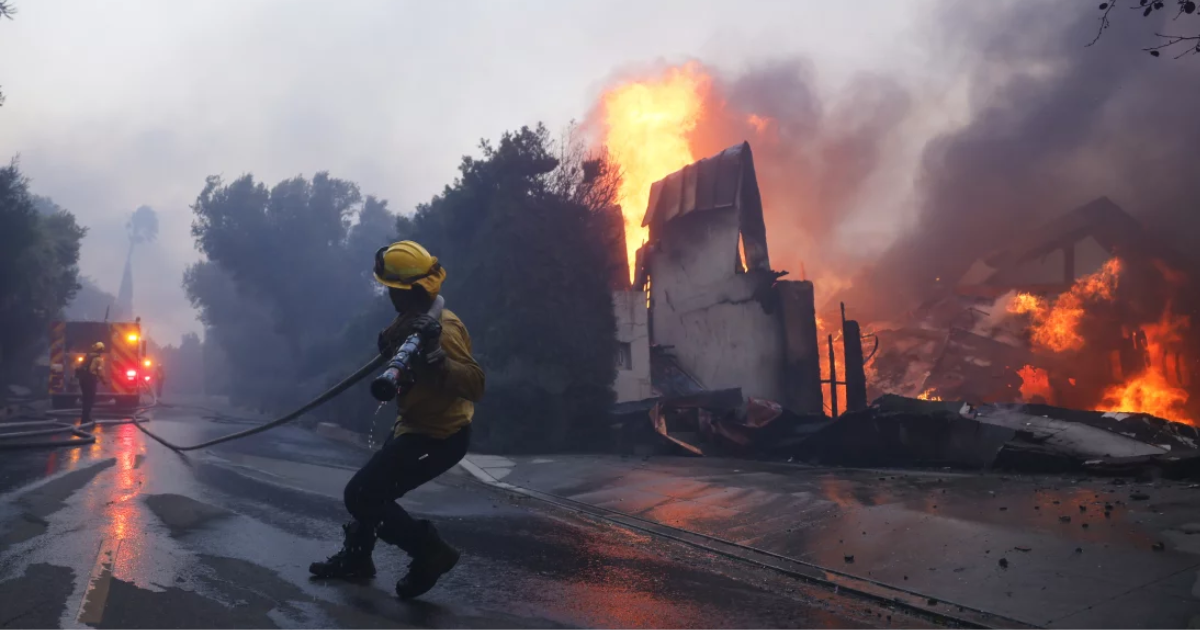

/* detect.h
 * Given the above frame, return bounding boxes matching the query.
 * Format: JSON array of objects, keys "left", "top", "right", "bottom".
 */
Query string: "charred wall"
[
  {"left": 648, "top": 207, "right": 786, "bottom": 401},
  {"left": 640, "top": 142, "right": 824, "bottom": 413}
]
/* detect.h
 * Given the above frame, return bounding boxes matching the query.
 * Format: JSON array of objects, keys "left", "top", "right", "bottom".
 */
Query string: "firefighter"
[
  {"left": 77, "top": 342, "right": 107, "bottom": 423},
  {"left": 154, "top": 363, "right": 165, "bottom": 399},
  {"left": 310, "top": 240, "right": 485, "bottom": 600}
]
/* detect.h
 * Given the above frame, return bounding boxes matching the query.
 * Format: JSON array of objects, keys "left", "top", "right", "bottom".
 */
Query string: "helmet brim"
[{"left": 373, "top": 271, "right": 414, "bottom": 290}]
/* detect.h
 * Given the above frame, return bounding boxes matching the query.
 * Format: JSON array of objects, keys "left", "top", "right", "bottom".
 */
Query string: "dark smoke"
[
  {"left": 853, "top": 0, "right": 1200, "bottom": 321},
  {"left": 690, "top": 60, "right": 912, "bottom": 285}
]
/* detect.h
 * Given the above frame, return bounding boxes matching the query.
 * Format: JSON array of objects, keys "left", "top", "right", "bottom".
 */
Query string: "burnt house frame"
[{"left": 633, "top": 142, "right": 823, "bottom": 413}]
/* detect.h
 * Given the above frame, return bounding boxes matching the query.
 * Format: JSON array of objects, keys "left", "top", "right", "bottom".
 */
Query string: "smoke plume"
[
  {"left": 852, "top": 0, "right": 1200, "bottom": 321},
  {"left": 697, "top": 61, "right": 913, "bottom": 293}
]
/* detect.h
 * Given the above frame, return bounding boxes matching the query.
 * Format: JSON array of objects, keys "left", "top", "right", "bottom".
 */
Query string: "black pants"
[
  {"left": 79, "top": 377, "right": 97, "bottom": 424},
  {"left": 343, "top": 425, "right": 470, "bottom": 553}
]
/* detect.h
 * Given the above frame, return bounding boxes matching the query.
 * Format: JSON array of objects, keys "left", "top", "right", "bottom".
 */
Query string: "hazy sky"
[{"left": 0, "top": 0, "right": 943, "bottom": 345}]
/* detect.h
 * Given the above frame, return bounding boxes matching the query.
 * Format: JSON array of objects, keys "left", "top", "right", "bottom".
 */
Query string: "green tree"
[
  {"left": 406, "top": 124, "right": 619, "bottom": 453},
  {"left": 185, "top": 172, "right": 396, "bottom": 411},
  {"left": 185, "top": 127, "right": 622, "bottom": 450},
  {"left": 158, "top": 332, "right": 204, "bottom": 396},
  {"left": 0, "top": 163, "right": 85, "bottom": 381}
]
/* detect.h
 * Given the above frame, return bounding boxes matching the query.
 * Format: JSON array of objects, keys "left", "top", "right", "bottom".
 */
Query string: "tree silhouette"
[
  {"left": 0, "top": 1, "right": 15, "bottom": 107},
  {"left": 0, "top": 163, "right": 85, "bottom": 380},
  {"left": 405, "top": 124, "right": 619, "bottom": 452},
  {"left": 1091, "top": 0, "right": 1200, "bottom": 57}
]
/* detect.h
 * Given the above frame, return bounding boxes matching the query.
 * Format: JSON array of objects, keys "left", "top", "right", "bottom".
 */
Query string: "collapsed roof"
[
  {"left": 635, "top": 141, "right": 771, "bottom": 286},
  {"left": 957, "top": 197, "right": 1191, "bottom": 297}
]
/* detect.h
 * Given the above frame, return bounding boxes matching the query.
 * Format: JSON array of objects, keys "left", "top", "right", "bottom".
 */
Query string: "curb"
[
  {"left": 459, "top": 456, "right": 516, "bottom": 489},
  {"left": 457, "top": 456, "right": 1035, "bottom": 630}
]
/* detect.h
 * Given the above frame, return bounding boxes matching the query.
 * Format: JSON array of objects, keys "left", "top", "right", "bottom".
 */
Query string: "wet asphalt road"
[{"left": 0, "top": 403, "right": 919, "bottom": 629}]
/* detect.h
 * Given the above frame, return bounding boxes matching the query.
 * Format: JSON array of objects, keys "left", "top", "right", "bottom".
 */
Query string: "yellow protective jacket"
[
  {"left": 80, "top": 353, "right": 106, "bottom": 383},
  {"left": 382, "top": 308, "right": 484, "bottom": 439}
]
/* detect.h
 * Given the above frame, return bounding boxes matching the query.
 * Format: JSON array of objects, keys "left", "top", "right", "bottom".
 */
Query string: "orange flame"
[
  {"left": 1007, "top": 292, "right": 1045, "bottom": 316},
  {"left": 917, "top": 388, "right": 942, "bottom": 401},
  {"left": 1100, "top": 370, "right": 1191, "bottom": 424},
  {"left": 1008, "top": 258, "right": 1122, "bottom": 352},
  {"left": 600, "top": 63, "right": 709, "bottom": 282},
  {"left": 1017, "top": 364, "right": 1053, "bottom": 404},
  {"left": 1008, "top": 259, "right": 1192, "bottom": 424},
  {"left": 816, "top": 316, "right": 845, "bottom": 415},
  {"left": 1097, "top": 309, "right": 1193, "bottom": 424}
]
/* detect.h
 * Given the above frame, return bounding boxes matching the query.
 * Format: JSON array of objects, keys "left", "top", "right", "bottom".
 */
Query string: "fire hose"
[{"left": 0, "top": 296, "right": 443, "bottom": 453}]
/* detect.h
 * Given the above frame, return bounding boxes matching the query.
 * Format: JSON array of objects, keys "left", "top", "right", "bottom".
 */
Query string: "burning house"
[
  {"left": 607, "top": 142, "right": 852, "bottom": 456},
  {"left": 605, "top": 145, "right": 1200, "bottom": 474},
  {"left": 866, "top": 196, "right": 1199, "bottom": 426},
  {"left": 609, "top": 142, "right": 823, "bottom": 411},
  {"left": 635, "top": 142, "right": 823, "bottom": 412}
]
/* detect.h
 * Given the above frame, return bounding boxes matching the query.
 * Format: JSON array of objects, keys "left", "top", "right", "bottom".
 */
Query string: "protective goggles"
[{"left": 374, "top": 246, "right": 441, "bottom": 286}]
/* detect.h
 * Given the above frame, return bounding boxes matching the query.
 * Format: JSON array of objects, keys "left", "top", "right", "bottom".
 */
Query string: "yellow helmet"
[
  {"left": 373, "top": 241, "right": 445, "bottom": 295},
  {"left": 91, "top": 342, "right": 105, "bottom": 352}
]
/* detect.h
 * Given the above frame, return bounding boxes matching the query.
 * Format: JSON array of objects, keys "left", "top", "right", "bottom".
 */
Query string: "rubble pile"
[
  {"left": 605, "top": 145, "right": 1198, "bottom": 481},
  {"left": 614, "top": 392, "right": 1200, "bottom": 479}
]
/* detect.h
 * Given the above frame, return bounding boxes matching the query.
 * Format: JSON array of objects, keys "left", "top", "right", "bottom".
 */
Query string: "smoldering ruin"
[
  {"left": 585, "top": 1, "right": 1200, "bottom": 481},
  {"left": 604, "top": 139, "right": 1200, "bottom": 480}
]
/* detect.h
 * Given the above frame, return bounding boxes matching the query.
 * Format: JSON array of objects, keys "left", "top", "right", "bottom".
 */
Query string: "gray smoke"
[
  {"left": 127, "top": 204, "right": 159, "bottom": 245},
  {"left": 689, "top": 59, "right": 913, "bottom": 284},
  {"left": 853, "top": 0, "right": 1200, "bottom": 320}
]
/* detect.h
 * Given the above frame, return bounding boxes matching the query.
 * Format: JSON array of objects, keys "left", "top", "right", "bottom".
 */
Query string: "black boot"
[
  {"left": 391, "top": 520, "right": 459, "bottom": 600},
  {"left": 309, "top": 521, "right": 377, "bottom": 580}
]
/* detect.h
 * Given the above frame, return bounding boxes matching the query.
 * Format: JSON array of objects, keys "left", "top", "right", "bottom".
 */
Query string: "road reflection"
[{"left": 105, "top": 423, "right": 148, "bottom": 573}]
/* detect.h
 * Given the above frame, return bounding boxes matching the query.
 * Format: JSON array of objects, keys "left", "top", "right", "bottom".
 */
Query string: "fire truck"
[{"left": 47, "top": 317, "right": 151, "bottom": 410}]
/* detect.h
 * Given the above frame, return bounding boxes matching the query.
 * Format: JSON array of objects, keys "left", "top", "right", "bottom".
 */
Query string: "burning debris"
[
  {"left": 592, "top": 62, "right": 1196, "bottom": 479},
  {"left": 863, "top": 198, "right": 1197, "bottom": 426},
  {"left": 604, "top": 177, "right": 1200, "bottom": 478}
]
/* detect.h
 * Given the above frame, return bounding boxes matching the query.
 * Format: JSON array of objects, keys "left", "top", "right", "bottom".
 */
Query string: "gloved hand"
[
  {"left": 377, "top": 330, "right": 393, "bottom": 358},
  {"left": 409, "top": 314, "right": 446, "bottom": 368}
]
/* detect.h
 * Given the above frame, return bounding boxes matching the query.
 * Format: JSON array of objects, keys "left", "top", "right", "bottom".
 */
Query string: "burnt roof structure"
[
  {"left": 958, "top": 197, "right": 1191, "bottom": 296},
  {"left": 634, "top": 141, "right": 824, "bottom": 414},
  {"left": 635, "top": 142, "right": 770, "bottom": 287}
]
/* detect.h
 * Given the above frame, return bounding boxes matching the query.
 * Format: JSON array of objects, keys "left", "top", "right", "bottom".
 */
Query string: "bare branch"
[
  {"left": 1087, "top": 0, "right": 1120, "bottom": 47},
  {"left": 547, "top": 121, "right": 623, "bottom": 214},
  {"left": 1087, "top": 0, "right": 1200, "bottom": 57},
  {"left": 1144, "top": 32, "right": 1200, "bottom": 56},
  {"left": 0, "top": 1, "right": 15, "bottom": 20}
]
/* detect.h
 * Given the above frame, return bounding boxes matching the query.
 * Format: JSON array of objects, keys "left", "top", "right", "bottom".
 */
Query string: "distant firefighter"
[{"left": 77, "top": 342, "right": 107, "bottom": 423}]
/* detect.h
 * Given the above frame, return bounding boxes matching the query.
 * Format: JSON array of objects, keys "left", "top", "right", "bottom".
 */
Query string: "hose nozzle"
[
  {"left": 370, "top": 332, "right": 422, "bottom": 402},
  {"left": 369, "top": 296, "right": 445, "bottom": 403}
]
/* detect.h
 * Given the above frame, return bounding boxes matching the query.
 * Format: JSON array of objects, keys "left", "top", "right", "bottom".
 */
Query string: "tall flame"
[
  {"left": 1006, "top": 258, "right": 1192, "bottom": 425},
  {"left": 1096, "top": 309, "right": 1192, "bottom": 424},
  {"left": 600, "top": 63, "right": 709, "bottom": 282}
]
